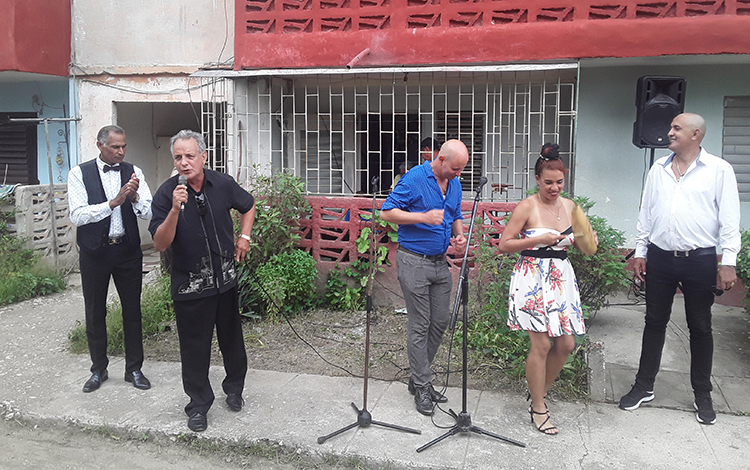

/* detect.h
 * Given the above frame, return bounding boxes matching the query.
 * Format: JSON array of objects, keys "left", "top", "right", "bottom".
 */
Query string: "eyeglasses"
[{"left": 195, "top": 192, "right": 207, "bottom": 216}]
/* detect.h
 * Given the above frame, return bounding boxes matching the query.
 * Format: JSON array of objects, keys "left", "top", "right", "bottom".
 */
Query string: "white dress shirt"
[
  {"left": 635, "top": 147, "right": 741, "bottom": 266},
  {"left": 68, "top": 157, "right": 153, "bottom": 237}
]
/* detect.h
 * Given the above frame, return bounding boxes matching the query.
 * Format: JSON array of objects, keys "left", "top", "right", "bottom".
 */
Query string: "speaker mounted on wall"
[{"left": 632, "top": 76, "right": 686, "bottom": 149}]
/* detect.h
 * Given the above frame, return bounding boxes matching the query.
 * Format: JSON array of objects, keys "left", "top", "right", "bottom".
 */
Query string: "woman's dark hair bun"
[{"left": 541, "top": 143, "right": 560, "bottom": 160}]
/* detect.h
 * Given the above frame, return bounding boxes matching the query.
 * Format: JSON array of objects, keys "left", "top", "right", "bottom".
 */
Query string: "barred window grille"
[{"left": 230, "top": 67, "right": 577, "bottom": 200}]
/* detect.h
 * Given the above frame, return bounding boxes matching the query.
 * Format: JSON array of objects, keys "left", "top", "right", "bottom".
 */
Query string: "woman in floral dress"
[{"left": 497, "top": 143, "right": 586, "bottom": 435}]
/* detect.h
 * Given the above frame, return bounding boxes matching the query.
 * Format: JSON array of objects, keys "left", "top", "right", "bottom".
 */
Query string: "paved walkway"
[{"left": 1, "top": 272, "right": 749, "bottom": 470}]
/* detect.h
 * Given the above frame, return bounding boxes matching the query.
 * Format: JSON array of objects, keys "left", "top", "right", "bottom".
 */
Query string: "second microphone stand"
[
  {"left": 417, "top": 177, "right": 526, "bottom": 453},
  {"left": 317, "top": 176, "right": 421, "bottom": 444}
]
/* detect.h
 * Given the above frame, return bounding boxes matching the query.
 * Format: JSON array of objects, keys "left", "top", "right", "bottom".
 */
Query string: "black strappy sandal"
[{"left": 529, "top": 406, "right": 558, "bottom": 435}]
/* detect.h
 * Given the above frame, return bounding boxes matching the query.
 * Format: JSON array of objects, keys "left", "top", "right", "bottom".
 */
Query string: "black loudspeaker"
[{"left": 632, "top": 76, "right": 686, "bottom": 148}]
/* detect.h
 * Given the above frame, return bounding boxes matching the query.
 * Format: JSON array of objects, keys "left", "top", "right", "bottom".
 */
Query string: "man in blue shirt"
[{"left": 380, "top": 139, "right": 468, "bottom": 415}]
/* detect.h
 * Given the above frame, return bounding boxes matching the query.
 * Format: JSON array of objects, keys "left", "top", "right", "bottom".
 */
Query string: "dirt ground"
[{"left": 143, "top": 306, "right": 519, "bottom": 394}]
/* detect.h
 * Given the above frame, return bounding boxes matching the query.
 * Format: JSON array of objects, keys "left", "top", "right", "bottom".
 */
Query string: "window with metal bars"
[
  {"left": 200, "top": 79, "right": 231, "bottom": 175},
  {"left": 723, "top": 96, "right": 750, "bottom": 202},
  {"left": 233, "top": 68, "right": 577, "bottom": 200}
]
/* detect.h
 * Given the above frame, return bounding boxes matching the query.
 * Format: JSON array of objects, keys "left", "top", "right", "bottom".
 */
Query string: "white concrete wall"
[
  {"left": 72, "top": 0, "right": 233, "bottom": 70},
  {"left": 74, "top": 76, "right": 198, "bottom": 165},
  {"left": 576, "top": 61, "right": 750, "bottom": 247}
]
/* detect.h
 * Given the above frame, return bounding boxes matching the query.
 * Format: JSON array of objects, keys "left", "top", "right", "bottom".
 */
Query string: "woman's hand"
[{"left": 538, "top": 232, "right": 565, "bottom": 246}]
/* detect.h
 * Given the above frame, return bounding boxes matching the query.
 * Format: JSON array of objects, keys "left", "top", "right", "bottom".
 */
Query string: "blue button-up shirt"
[{"left": 381, "top": 161, "right": 463, "bottom": 256}]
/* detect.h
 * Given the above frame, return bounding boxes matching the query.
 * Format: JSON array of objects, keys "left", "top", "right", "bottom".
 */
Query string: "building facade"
[
  {"left": 220, "top": 0, "right": 750, "bottom": 245},
  {"left": 2, "top": 0, "right": 749, "bottom": 247}
]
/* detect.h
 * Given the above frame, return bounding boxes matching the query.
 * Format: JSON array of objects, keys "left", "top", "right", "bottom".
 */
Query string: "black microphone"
[
  {"left": 477, "top": 176, "right": 488, "bottom": 193},
  {"left": 178, "top": 175, "right": 187, "bottom": 211},
  {"left": 371, "top": 176, "right": 379, "bottom": 193}
]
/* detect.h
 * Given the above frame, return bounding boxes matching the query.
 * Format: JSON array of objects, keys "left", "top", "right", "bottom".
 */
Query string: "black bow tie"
[{"left": 103, "top": 164, "right": 121, "bottom": 173}]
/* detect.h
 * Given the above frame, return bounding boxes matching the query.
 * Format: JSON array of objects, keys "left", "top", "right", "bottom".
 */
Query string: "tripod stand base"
[
  {"left": 317, "top": 402, "right": 422, "bottom": 444},
  {"left": 416, "top": 410, "right": 525, "bottom": 452}
]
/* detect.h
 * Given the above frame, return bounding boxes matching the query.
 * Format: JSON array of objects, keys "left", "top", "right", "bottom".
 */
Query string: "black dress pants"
[
  {"left": 174, "top": 287, "right": 248, "bottom": 416},
  {"left": 80, "top": 243, "right": 144, "bottom": 374},
  {"left": 634, "top": 244, "right": 716, "bottom": 396}
]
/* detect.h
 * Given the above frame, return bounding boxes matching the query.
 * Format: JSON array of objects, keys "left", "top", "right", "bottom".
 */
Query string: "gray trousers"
[{"left": 396, "top": 250, "right": 452, "bottom": 387}]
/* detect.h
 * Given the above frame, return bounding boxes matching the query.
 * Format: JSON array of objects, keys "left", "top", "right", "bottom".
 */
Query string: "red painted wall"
[
  {"left": 235, "top": 0, "right": 750, "bottom": 69},
  {"left": 0, "top": 0, "right": 71, "bottom": 76}
]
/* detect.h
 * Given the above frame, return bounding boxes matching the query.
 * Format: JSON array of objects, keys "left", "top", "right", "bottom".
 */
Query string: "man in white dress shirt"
[
  {"left": 68, "top": 125, "right": 153, "bottom": 393},
  {"left": 619, "top": 113, "right": 741, "bottom": 425}
]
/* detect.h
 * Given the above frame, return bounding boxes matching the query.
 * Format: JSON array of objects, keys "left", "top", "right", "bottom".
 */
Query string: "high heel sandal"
[
  {"left": 529, "top": 406, "right": 558, "bottom": 435},
  {"left": 526, "top": 390, "right": 549, "bottom": 411}
]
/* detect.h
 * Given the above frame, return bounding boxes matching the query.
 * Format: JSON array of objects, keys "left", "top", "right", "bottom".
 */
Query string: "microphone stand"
[
  {"left": 417, "top": 177, "right": 525, "bottom": 453},
  {"left": 317, "top": 176, "right": 421, "bottom": 444}
]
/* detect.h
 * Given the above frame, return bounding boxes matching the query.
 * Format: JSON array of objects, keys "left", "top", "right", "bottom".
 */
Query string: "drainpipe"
[{"left": 346, "top": 48, "right": 371, "bottom": 69}]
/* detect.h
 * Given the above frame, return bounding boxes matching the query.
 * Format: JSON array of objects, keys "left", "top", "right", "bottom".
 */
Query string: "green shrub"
[
  {"left": 235, "top": 167, "right": 313, "bottom": 319},
  {"left": 68, "top": 270, "right": 174, "bottom": 354},
  {"left": 253, "top": 249, "right": 320, "bottom": 319},
  {"left": 568, "top": 195, "right": 630, "bottom": 314},
  {"left": 240, "top": 167, "right": 310, "bottom": 269}
]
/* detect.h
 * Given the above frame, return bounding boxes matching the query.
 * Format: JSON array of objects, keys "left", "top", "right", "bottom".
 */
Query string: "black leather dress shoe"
[
  {"left": 408, "top": 378, "right": 448, "bottom": 403},
  {"left": 188, "top": 412, "right": 208, "bottom": 432},
  {"left": 125, "top": 370, "right": 151, "bottom": 390},
  {"left": 226, "top": 393, "right": 244, "bottom": 412},
  {"left": 414, "top": 385, "right": 435, "bottom": 416},
  {"left": 83, "top": 370, "right": 108, "bottom": 393}
]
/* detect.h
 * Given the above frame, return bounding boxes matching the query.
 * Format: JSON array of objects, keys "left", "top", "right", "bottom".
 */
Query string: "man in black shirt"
[{"left": 149, "top": 130, "right": 256, "bottom": 433}]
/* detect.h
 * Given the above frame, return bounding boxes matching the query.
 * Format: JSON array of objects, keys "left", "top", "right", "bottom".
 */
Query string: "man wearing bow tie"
[{"left": 68, "top": 125, "right": 153, "bottom": 394}]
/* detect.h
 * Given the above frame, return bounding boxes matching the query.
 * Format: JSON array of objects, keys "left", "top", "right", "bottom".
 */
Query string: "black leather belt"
[
  {"left": 108, "top": 237, "right": 123, "bottom": 245},
  {"left": 521, "top": 249, "right": 568, "bottom": 260},
  {"left": 650, "top": 244, "right": 715, "bottom": 258},
  {"left": 397, "top": 245, "right": 445, "bottom": 262}
]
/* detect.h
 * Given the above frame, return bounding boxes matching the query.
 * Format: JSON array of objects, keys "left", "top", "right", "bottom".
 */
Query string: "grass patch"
[
  {"left": 0, "top": 268, "right": 66, "bottom": 306},
  {"left": 0, "top": 196, "right": 66, "bottom": 306},
  {"left": 68, "top": 270, "right": 174, "bottom": 355}
]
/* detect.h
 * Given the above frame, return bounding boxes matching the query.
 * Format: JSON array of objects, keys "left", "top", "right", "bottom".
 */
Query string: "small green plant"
[
  {"left": 252, "top": 249, "right": 320, "bottom": 319},
  {"left": 324, "top": 210, "right": 397, "bottom": 311},
  {"left": 734, "top": 229, "right": 750, "bottom": 312},
  {"left": 325, "top": 265, "right": 363, "bottom": 311},
  {"left": 68, "top": 270, "right": 174, "bottom": 354}
]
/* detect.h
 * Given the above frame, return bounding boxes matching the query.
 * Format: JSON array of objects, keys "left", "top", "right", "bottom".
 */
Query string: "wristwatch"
[{"left": 239, "top": 233, "right": 251, "bottom": 242}]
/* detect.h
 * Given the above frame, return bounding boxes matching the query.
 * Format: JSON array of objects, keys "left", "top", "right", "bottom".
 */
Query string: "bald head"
[
  {"left": 677, "top": 113, "right": 707, "bottom": 142},
  {"left": 432, "top": 139, "right": 469, "bottom": 182},
  {"left": 669, "top": 113, "right": 707, "bottom": 157},
  {"left": 439, "top": 139, "right": 469, "bottom": 163}
]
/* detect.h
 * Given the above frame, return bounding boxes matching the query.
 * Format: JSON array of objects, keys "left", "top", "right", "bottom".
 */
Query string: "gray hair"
[
  {"left": 170, "top": 130, "right": 207, "bottom": 155},
  {"left": 97, "top": 125, "right": 125, "bottom": 144}
]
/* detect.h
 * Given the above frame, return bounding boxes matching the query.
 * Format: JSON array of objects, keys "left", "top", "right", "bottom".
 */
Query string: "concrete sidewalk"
[{"left": 1, "top": 275, "right": 749, "bottom": 470}]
